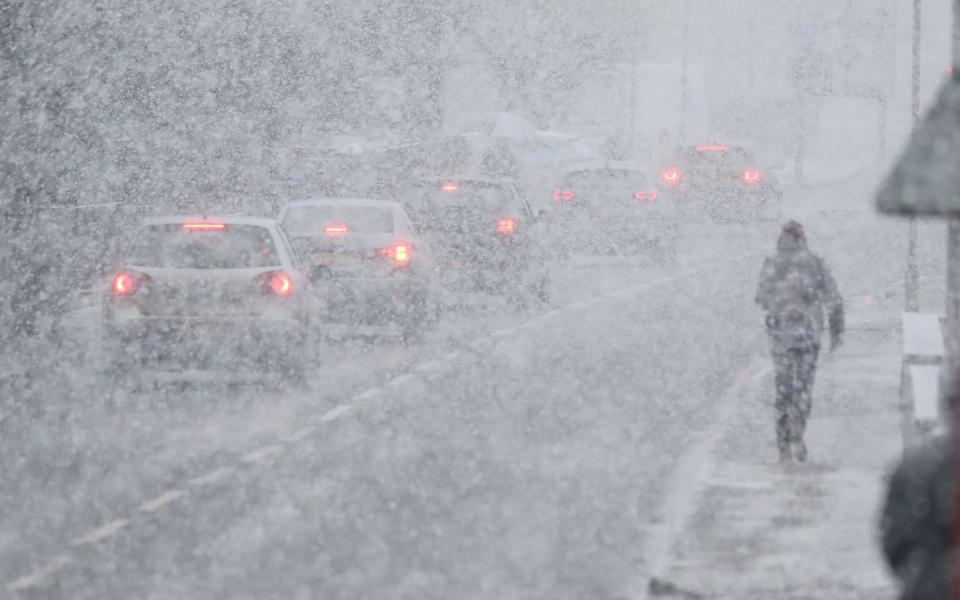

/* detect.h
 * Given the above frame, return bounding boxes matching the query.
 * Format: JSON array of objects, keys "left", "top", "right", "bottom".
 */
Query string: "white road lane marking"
[
  {"left": 5, "top": 555, "right": 74, "bottom": 592},
  {"left": 468, "top": 337, "right": 492, "bottom": 350},
  {"left": 414, "top": 360, "right": 444, "bottom": 373},
  {"left": 240, "top": 445, "right": 284, "bottom": 464},
  {"left": 69, "top": 518, "right": 129, "bottom": 547},
  {"left": 279, "top": 425, "right": 316, "bottom": 443},
  {"left": 356, "top": 387, "right": 382, "bottom": 401},
  {"left": 188, "top": 466, "right": 236, "bottom": 488},
  {"left": 388, "top": 373, "right": 415, "bottom": 387},
  {"left": 319, "top": 404, "right": 353, "bottom": 422},
  {"left": 490, "top": 328, "right": 515, "bottom": 338},
  {"left": 138, "top": 490, "right": 186, "bottom": 514}
]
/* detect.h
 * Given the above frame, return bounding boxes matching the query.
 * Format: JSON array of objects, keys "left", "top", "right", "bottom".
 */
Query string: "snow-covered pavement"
[{"left": 643, "top": 286, "right": 903, "bottom": 599}]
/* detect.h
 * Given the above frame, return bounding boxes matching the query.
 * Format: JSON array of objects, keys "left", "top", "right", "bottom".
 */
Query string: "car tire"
[{"left": 401, "top": 294, "right": 428, "bottom": 345}]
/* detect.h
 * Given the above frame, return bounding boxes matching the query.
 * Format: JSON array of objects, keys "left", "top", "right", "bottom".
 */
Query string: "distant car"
[
  {"left": 549, "top": 163, "right": 676, "bottom": 259},
  {"left": 278, "top": 199, "right": 436, "bottom": 343},
  {"left": 402, "top": 177, "right": 550, "bottom": 308},
  {"left": 101, "top": 216, "right": 315, "bottom": 384},
  {"left": 658, "top": 144, "right": 782, "bottom": 223}
]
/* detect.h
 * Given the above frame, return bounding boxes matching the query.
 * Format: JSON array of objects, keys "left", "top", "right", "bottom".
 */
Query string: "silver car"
[
  {"left": 101, "top": 215, "right": 316, "bottom": 383},
  {"left": 278, "top": 199, "right": 437, "bottom": 343}
]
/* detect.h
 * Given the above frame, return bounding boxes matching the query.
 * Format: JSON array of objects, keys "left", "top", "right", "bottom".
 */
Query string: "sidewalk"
[{"left": 652, "top": 310, "right": 903, "bottom": 599}]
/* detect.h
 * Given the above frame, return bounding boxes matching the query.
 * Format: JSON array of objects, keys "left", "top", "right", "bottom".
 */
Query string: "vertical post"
[
  {"left": 948, "top": 222, "right": 960, "bottom": 324},
  {"left": 948, "top": 0, "right": 960, "bottom": 332},
  {"left": 679, "top": 0, "right": 690, "bottom": 143},
  {"left": 628, "top": 2, "right": 640, "bottom": 157},
  {"left": 906, "top": 0, "right": 922, "bottom": 312}
]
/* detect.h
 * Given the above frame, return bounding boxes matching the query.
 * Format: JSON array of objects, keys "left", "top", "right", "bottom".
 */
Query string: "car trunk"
[
  {"left": 292, "top": 234, "right": 401, "bottom": 278},
  {"left": 130, "top": 267, "right": 278, "bottom": 318}
]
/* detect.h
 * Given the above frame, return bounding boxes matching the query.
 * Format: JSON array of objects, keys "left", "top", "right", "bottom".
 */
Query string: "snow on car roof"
[
  {"left": 415, "top": 175, "right": 517, "bottom": 186},
  {"left": 140, "top": 215, "right": 278, "bottom": 228},
  {"left": 282, "top": 198, "right": 402, "bottom": 210}
]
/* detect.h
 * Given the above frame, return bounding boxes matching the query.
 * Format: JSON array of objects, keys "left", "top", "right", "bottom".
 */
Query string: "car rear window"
[
  {"left": 562, "top": 169, "right": 649, "bottom": 190},
  {"left": 405, "top": 182, "right": 517, "bottom": 231},
  {"left": 676, "top": 147, "right": 755, "bottom": 174},
  {"left": 127, "top": 224, "right": 281, "bottom": 269},
  {"left": 415, "top": 182, "right": 512, "bottom": 208},
  {"left": 281, "top": 206, "right": 395, "bottom": 235}
]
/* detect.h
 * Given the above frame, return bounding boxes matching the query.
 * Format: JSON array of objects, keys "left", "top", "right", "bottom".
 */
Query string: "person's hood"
[{"left": 777, "top": 221, "right": 808, "bottom": 253}]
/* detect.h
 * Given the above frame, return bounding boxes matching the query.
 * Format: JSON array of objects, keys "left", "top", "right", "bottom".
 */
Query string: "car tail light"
[
  {"left": 111, "top": 271, "right": 150, "bottom": 296},
  {"left": 696, "top": 145, "right": 728, "bottom": 152},
  {"left": 183, "top": 222, "right": 226, "bottom": 231},
  {"left": 325, "top": 224, "right": 348, "bottom": 237},
  {"left": 634, "top": 191, "right": 657, "bottom": 201},
  {"left": 496, "top": 218, "right": 517, "bottom": 235},
  {"left": 742, "top": 169, "right": 763, "bottom": 184},
  {"left": 381, "top": 242, "right": 413, "bottom": 267},
  {"left": 254, "top": 271, "right": 294, "bottom": 297},
  {"left": 552, "top": 190, "right": 575, "bottom": 204},
  {"left": 441, "top": 181, "right": 460, "bottom": 193},
  {"left": 661, "top": 167, "right": 682, "bottom": 185}
]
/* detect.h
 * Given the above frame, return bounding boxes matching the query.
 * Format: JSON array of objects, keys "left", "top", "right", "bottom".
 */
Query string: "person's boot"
[{"left": 794, "top": 439, "right": 808, "bottom": 462}]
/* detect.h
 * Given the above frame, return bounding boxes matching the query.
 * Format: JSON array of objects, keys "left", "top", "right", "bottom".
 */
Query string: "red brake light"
[
  {"left": 112, "top": 273, "right": 134, "bottom": 296},
  {"left": 696, "top": 145, "right": 728, "bottom": 152},
  {"left": 111, "top": 271, "right": 149, "bottom": 296},
  {"left": 393, "top": 244, "right": 410, "bottom": 266},
  {"left": 742, "top": 169, "right": 763, "bottom": 184},
  {"left": 661, "top": 167, "right": 682, "bottom": 185},
  {"left": 441, "top": 181, "right": 460, "bottom": 193},
  {"left": 272, "top": 273, "right": 293, "bottom": 296},
  {"left": 325, "top": 224, "right": 348, "bottom": 237},
  {"left": 183, "top": 222, "right": 226, "bottom": 231},
  {"left": 634, "top": 191, "right": 657, "bottom": 201},
  {"left": 381, "top": 242, "right": 413, "bottom": 267},
  {"left": 496, "top": 218, "right": 517, "bottom": 235},
  {"left": 552, "top": 190, "right": 575, "bottom": 204},
  {"left": 255, "top": 271, "right": 294, "bottom": 297}
]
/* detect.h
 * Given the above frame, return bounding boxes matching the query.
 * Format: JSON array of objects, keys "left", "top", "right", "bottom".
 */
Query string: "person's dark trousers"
[{"left": 773, "top": 343, "right": 820, "bottom": 455}]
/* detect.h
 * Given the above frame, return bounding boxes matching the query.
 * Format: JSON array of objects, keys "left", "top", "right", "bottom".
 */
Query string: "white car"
[
  {"left": 278, "top": 199, "right": 437, "bottom": 342},
  {"left": 101, "top": 215, "right": 316, "bottom": 383}
]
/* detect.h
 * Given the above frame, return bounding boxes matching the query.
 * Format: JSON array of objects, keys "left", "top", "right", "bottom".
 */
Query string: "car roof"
[
  {"left": 678, "top": 143, "right": 756, "bottom": 153},
  {"left": 282, "top": 198, "right": 402, "bottom": 210},
  {"left": 140, "top": 215, "right": 278, "bottom": 228},
  {"left": 415, "top": 175, "right": 517, "bottom": 186}
]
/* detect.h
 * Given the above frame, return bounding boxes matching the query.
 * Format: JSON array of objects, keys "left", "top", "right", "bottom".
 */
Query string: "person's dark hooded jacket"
[{"left": 755, "top": 221, "right": 844, "bottom": 351}]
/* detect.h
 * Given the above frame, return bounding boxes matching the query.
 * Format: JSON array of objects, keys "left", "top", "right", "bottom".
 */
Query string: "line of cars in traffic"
[
  {"left": 99, "top": 140, "right": 783, "bottom": 385},
  {"left": 100, "top": 181, "right": 551, "bottom": 385},
  {"left": 541, "top": 142, "right": 782, "bottom": 260}
]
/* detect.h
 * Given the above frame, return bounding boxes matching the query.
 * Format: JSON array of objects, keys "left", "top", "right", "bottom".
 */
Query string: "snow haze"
[{"left": 0, "top": 1, "right": 953, "bottom": 598}]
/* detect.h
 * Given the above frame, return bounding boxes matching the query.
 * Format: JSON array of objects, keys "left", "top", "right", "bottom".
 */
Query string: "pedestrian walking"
[{"left": 755, "top": 221, "right": 844, "bottom": 462}]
